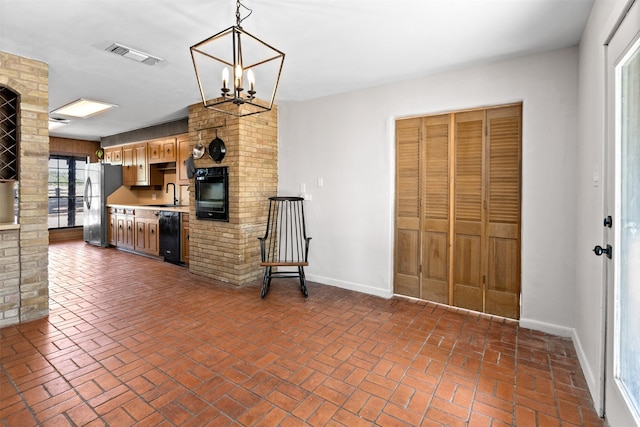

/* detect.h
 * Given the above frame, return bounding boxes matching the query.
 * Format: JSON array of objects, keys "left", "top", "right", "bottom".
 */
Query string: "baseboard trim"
[
  {"left": 305, "top": 274, "right": 393, "bottom": 299},
  {"left": 517, "top": 317, "right": 573, "bottom": 337},
  {"left": 572, "top": 329, "right": 604, "bottom": 416}
]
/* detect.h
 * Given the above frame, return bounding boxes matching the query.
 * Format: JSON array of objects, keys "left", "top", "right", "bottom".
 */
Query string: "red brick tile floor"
[{"left": 0, "top": 241, "right": 604, "bottom": 426}]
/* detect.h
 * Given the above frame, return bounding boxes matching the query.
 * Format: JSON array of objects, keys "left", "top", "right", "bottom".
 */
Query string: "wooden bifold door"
[{"left": 394, "top": 104, "right": 521, "bottom": 319}]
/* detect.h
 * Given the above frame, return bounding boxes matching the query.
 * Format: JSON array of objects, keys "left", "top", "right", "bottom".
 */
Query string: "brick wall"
[
  {"left": 0, "top": 51, "right": 50, "bottom": 327},
  {"left": 188, "top": 102, "right": 278, "bottom": 286}
]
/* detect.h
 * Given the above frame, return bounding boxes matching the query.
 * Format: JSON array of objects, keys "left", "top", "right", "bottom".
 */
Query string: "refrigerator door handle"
[{"left": 85, "top": 176, "right": 92, "bottom": 210}]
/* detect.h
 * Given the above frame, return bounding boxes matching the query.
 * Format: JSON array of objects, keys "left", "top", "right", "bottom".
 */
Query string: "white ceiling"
[{"left": 0, "top": 0, "right": 594, "bottom": 141}]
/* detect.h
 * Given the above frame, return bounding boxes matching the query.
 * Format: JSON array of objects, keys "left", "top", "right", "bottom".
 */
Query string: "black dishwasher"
[{"left": 159, "top": 211, "right": 181, "bottom": 264}]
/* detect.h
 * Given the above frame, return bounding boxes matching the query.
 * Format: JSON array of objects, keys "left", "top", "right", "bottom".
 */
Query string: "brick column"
[
  {"left": 187, "top": 102, "right": 278, "bottom": 286},
  {"left": 0, "top": 51, "right": 50, "bottom": 326}
]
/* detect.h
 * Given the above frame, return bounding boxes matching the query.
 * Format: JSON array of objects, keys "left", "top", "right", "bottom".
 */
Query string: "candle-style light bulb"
[
  {"left": 247, "top": 69, "right": 255, "bottom": 92},
  {"left": 222, "top": 68, "right": 229, "bottom": 89},
  {"left": 235, "top": 64, "right": 243, "bottom": 89}
]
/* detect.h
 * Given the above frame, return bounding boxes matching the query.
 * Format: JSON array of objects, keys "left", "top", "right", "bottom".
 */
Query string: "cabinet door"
[
  {"left": 181, "top": 213, "right": 189, "bottom": 263},
  {"left": 113, "top": 148, "right": 122, "bottom": 164},
  {"left": 122, "top": 146, "right": 135, "bottom": 185},
  {"left": 134, "top": 143, "right": 148, "bottom": 185},
  {"left": 161, "top": 140, "right": 175, "bottom": 162},
  {"left": 108, "top": 213, "right": 117, "bottom": 246},
  {"left": 134, "top": 219, "right": 147, "bottom": 252},
  {"left": 125, "top": 216, "right": 135, "bottom": 249},
  {"left": 148, "top": 142, "right": 162, "bottom": 163},
  {"left": 177, "top": 135, "right": 191, "bottom": 185},
  {"left": 147, "top": 220, "right": 159, "bottom": 255},
  {"left": 104, "top": 150, "right": 113, "bottom": 164},
  {"left": 116, "top": 216, "right": 126, "bottom": 246}
]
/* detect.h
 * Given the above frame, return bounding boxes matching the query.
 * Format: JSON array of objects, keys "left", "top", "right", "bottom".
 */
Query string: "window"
[{"left": 48, "top": 156, "right": 86, "bottom": 229}]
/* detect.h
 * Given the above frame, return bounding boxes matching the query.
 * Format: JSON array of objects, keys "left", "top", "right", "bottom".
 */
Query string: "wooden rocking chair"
[{"left": 258, "top": 196, "right": 311, "bottom": 299}]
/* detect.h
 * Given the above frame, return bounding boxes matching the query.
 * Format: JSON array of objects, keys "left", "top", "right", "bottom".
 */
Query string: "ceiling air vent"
[{"left": 105, "top": 43, "right": 162, "bottom": 66}]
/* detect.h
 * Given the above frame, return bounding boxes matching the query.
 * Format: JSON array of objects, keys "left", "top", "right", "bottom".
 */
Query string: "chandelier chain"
[{"left": 235, "top": 0, "right": 252, "bottom": 29}]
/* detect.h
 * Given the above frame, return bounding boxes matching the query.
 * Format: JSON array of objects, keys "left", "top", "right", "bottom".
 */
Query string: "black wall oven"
[{"left": 195, "top": 167, "right": 229, "bottom": 221}]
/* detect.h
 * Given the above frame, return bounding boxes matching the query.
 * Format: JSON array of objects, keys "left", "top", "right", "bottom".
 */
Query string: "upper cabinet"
[
  {"left": 122, "top": 142, "right": 162, "bottom": 186},
  {"left": 177, "top": 135, "right": 191, "bottom": 185},
  {"left": 104, "top": 146, "right": 122, "bottom": 165},
  {"left": 103, "top": 134, "right": 189, "bottom": 186},
  {"left": 148, "top": 138, "right": 176, "bottom": 164}
]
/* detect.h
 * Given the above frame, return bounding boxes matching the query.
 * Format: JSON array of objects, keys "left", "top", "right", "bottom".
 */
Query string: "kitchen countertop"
[{"left": 107, "top": 204, "right": 190, "bottom": 213}]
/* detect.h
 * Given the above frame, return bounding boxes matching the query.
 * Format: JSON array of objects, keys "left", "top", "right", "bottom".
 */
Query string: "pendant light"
[{"left": 190, "top": 0, "right": 285, "bottom": 117}]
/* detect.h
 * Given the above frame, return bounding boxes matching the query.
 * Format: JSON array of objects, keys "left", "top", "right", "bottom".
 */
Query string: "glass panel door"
[
  {"left": 616, "top": 36, "right": 640, "bottom": 422},
  {"left": 605, "top": 1, "right": 640, "bottom": 424}
]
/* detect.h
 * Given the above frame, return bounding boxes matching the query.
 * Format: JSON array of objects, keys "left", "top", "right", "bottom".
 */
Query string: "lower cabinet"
[
  {"left": 134, "top": 210, "right": 160, "bottom": 256},
  {"left": 181, "top": 213, "right": 189, "bottom": 264},
  {"left": 113, "top": 207, "right": 135, "bottom": 250},
  {"left": 108, "top": 210, "right": 117, "bottom": 246},
  {"left": 108, "top": 206, "right": 189, "bottom": 264}
]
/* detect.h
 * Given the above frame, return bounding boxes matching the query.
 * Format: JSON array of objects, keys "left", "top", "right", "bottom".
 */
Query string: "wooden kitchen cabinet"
[
  {"left": 177, "top": 135, "right": 192, "bottom": 185},
  {"left": 108, "top": 209, "right": 117, "bottom": 246},
  {"left": 104, "top": 146, "right": 122, "bottom": 165},
  {"left": 122, "top": 142, "right": 162, "bottom": 186},
  {"left": 148, "top": 138, "right": 176, "bottom": 164},
  {"left": 181, "top": 213, "right": 189, "bottom": 264},
  {"left": 122, "top": 145, "right": 135, "bottom": 185},
  {"left": 115, "top": 207, "right": 135, "bottom": 250},
  {"left": 134, "top": 209, "right": 160, "bottom": 256}
]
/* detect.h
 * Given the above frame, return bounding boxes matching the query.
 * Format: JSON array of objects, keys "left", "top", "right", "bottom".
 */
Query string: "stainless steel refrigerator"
[{"left": 83, "top": 163, "right": 123, "bottom": 247}]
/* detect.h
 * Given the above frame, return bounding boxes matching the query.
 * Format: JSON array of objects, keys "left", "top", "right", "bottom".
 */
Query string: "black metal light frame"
[{"left": 190, "top": 1, "right": 285, "bottom": 117}]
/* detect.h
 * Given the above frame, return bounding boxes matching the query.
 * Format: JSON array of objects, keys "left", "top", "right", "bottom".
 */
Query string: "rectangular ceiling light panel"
[
  {"left": 105, "top": 43, "right": 162, "bottom": 65},
  {"left": 51, "top": 99, "right": 118, "bottom": 118},
  {"left": 48, "top": 118, "right": 69, "bottom": 130}
]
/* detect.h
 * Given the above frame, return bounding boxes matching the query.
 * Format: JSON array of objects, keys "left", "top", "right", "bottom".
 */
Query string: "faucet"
[{"left": 166, "top": 182, "right": 178, "bottom": 205}]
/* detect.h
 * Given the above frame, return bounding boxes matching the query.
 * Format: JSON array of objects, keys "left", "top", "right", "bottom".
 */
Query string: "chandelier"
[{"left": 190, "top": 0, "right": 285, "bottom": 117}]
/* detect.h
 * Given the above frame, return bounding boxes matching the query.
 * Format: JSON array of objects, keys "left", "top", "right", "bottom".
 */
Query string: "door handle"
[
  {"left": 85, "top": 176, "right": 92, "bottom": 209},
  {"left": 593, "top": 244, "right": 612, "bottom": 259}
]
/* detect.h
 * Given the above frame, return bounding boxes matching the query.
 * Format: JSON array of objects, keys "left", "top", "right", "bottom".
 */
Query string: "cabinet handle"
[{"left": 151, "top": 229, "right": 155, "bottom": 234}]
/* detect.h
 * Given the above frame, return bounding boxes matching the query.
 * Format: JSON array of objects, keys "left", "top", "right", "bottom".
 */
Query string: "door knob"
[
  {"left": 593, "top": 244, "right": 612, "bottom": 259},
  {"left": 604, "top": 216, "right": 612, "bottom": 228}
]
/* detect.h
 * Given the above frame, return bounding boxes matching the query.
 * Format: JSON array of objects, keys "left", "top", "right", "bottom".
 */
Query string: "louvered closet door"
[
  {"left": 453, "top": 111, "right": 485, "bottom": 312},
  {"left": 485, "top": 106, "right": 521, "bottom": 318},
  {"left": 421, "top": 115, "right": 450, "bottom": 303},
  {"left": 394, "top": 118, "right": 421, "bottom": 298},
  {"left": 393, "top": 105, "right": 521, "bottom": 319}
]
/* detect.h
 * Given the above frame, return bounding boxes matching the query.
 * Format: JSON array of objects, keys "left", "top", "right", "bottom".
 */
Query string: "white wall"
[
  {"left": 574, "top": 0, "right": 630, "bottom": 414},
  {"left": 278, "top": 47, "right": 578, "bottom": 333}
]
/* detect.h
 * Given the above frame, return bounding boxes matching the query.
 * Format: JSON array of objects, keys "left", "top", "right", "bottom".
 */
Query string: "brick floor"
[{"left": 0, "top": 241, "right": 604, "bottom": 426}]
